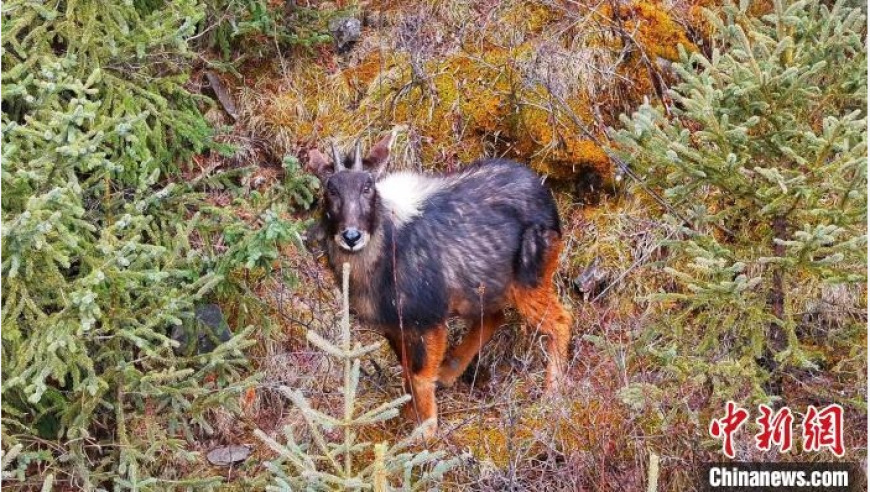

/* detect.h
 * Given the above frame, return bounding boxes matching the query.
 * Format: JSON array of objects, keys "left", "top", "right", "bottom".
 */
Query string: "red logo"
[
  {"left": 709, "top": 401, "right": 750, "bottom": 458},
  {"left": 755, "top": 405, "right": 794, "bottom": 453},
  {"left": 802, "top": 404, "right": 845, "bottom": 456},
  {"left": 710, "top": 402, "right": 846, "bottom": 458}
]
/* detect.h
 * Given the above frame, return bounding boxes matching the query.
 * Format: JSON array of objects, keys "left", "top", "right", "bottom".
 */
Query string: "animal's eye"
[{"left": 363, "top": 181, "right": 373, "bottom": 194}]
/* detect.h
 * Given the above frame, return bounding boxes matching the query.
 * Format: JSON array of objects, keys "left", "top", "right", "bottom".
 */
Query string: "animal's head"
[{"left": 307, "top": 133, "right": 394, "bottom": 252}]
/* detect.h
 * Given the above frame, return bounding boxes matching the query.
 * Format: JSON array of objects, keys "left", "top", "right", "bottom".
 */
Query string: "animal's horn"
[
  {"left": 352, "top": 139, "right": 363, "bottom": 171},
  {"left": 330, "top": 141, "right": 344, "bottom": 171}
]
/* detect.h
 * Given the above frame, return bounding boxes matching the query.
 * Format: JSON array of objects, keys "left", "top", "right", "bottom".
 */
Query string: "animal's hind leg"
[
  {"left": 396, "top": 324, "right": 447, "bottom": 439},
  {"left": 510, "top": 240, "right": 572, "bottom": 391},
  {"left": 437, "top": 312, "right": 505, "bottom": 388}
]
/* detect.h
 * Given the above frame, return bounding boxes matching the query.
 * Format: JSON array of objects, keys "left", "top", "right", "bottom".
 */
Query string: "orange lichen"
[
  {"left": 510, "top": 87, "right": 611, "bottom": 178},
  {"left": 247, "top": 1, "right": 704, "bottom": 183},
  {"left": 450, "top": 410, "right": 536, "bottom": 468},
  {"left": 368, "top": 42, "right": 614, "bottom": 179},
  {"left": 343, "top": 51, "right": 394, "bottom": 89},
  {"left": 498, "top": 1, "right": 561, "bottom": 36},
  {"left": 371, "top": 47, "right": 519, "bottom": 166},
  {"left": 450, "top": 396, "right": 639, "bottom": 469},
  {"left": 608, "top": 1, "right": 695, "bottom": 61}
]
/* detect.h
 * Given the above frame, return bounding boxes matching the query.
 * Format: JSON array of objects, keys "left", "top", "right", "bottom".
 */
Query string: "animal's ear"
[
  {"left": 366, "top": 131, "right": 395, "bottom": 179},
  {"left": 307, "top": 149, "right": 334, "bottom": 181}
]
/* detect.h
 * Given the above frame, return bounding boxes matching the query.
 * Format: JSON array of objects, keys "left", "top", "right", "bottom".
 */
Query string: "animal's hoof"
[
  {"left": 435, "top": 375, "right": 456, "bottom": 389},
  {"left": 544, "top": 364, "right": 569, "bottom": 391},
  {"left": 412, "top": 418, "right": 438, "bottom": 441},
  {"left": 436, "top": 359, "right": 460, "bottom": 389},
  {"left": 542, "top": 387, "right": 562, "bottom": 401},
  {"left": 542, "top": 377, "right": 567, "bottom": 399}
]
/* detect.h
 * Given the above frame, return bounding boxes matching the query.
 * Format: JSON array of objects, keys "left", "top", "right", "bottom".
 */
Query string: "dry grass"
[
  {"left": 193, "top": 193, "right": 691, "bottom": 489},
  {"left": 226, "top": 0, "right": 709, "bottom": 182},
  {"left": 197, "top": 197, "right": 865, "bottom": 490}
]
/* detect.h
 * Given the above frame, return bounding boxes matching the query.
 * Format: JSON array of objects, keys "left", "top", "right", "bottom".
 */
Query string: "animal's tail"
[{"left": 515, "top": 224, "right": 561, "bottom": 288}]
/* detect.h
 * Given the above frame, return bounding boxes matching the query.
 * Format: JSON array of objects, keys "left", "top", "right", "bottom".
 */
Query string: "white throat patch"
[{"left": 376, "top": 171, "right": 446, "bottom": 227}]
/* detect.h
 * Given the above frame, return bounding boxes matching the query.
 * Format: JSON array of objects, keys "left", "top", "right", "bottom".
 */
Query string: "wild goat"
[{"left": 307, "top": 134, "right": 572, "bottom": 438}]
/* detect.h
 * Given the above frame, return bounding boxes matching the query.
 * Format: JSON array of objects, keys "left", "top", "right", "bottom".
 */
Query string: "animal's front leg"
[{"left": 396, "top": 324, "right": 447, "bottom": 440}]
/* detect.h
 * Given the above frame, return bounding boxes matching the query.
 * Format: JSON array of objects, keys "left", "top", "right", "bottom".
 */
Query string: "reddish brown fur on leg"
[
  {"left": 437, "top": 312, "right": 505, "bottom": 387},
  {"left": 399, "top": 324, "right": 447, "bottom": 439},
  {"left": 510, "top": 239, "right": 572, "bottom": 391}
]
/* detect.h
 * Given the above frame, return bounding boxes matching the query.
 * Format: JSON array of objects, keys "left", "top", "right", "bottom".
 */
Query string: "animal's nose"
[{"left": 342, "top": 228, "right": 362, "bottom": 246}]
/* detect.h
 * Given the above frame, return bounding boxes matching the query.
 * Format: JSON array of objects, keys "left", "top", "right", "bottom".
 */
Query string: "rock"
[
  {"left": 206, "top": 445, "right": 251, "bottom": 467},
  {"left": 573, "top": 256, "right": 609, "bottom": 300},
  {"left": 171, "top": 304, "right": 232, "bottom": 356},
  {"left": 329, "top": 16, "right": 361, "bottom": 54}
]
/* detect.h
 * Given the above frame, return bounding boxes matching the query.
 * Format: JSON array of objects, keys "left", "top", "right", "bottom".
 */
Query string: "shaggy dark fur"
[{"left": 307, "top": 137, "right": 570, "bottom": 438}]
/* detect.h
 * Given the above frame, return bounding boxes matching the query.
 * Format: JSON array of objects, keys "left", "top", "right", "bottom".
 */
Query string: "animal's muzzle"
[
  {"left": 342, "top": 228, "right": 362, "bottom": 247},
  {"left": 336, "top": 228, "right": 369, "bottom": 251}
]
